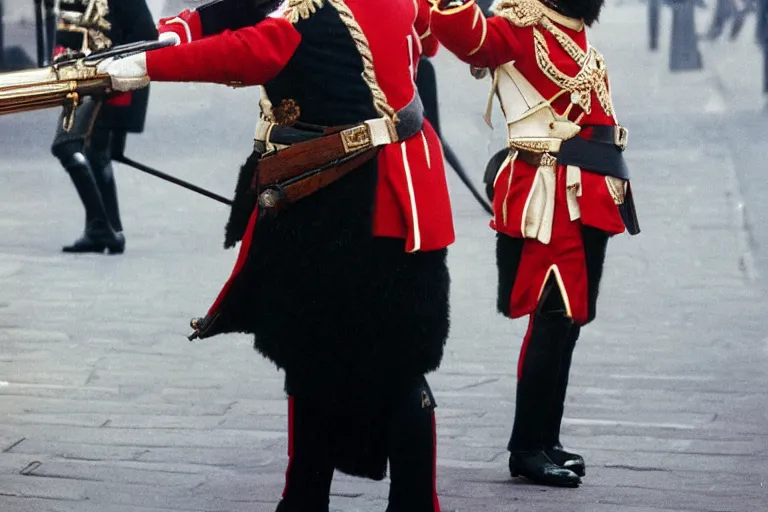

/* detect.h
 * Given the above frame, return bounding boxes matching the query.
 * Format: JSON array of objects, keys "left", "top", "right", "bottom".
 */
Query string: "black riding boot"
[
  {"left": 543, "top": 324, "right": 586, "bottom": 477},
  {"left": 89, "top": 130, "right": 124, "bottom": 234},
  {"left": 385, "top": 376, "right": 440, "bottom": 512},
  {"left": 508, "top": 305, "right": 581, "bottom": 487},
  {"left": 275, "top": 396, "right": 335, "bottom": 512},
  {"left": 61, "top": 152, "right": 125, "bottom": 254}
]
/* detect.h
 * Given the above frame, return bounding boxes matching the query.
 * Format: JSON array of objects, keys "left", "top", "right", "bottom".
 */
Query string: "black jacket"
[{"left": 92, "top": 0, "right": 158, "bottom": 133}]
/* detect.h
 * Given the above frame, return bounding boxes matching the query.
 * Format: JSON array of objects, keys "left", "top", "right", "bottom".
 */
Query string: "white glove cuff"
[
  {"left": 97, "top": 53, "right": 149, "bottom": 92},
  {"left": 158, "top": 31, "right": 182, "bottom": 46}
]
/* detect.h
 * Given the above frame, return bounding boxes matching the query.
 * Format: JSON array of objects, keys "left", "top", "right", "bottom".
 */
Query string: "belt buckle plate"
[
  {"left": 614, "top": 126, "right": 628, "bottom": 151},
  {"left": 340, "top": 124, "right": 372, "bottom": 153}
]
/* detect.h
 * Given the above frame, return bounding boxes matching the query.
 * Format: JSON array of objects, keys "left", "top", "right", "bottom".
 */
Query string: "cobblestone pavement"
[{"left": 0, "top": 2, "right": 767, "bottom": 511}]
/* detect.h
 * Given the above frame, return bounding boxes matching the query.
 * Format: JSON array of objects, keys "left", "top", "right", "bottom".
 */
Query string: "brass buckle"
[
  {"left": 539, "top": 153, "right": 557, "bottom": 167},
  {"left": 340, "top": 124, "right": 372, "bottom": 154},
  {"left": 614, "top": 126, "right": 628, "bottom": 151}
]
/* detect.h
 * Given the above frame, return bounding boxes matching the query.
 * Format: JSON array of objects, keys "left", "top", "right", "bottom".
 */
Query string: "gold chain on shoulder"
[
  {"left": 538, "top": 18, "right": 585, "bottom": 64},
  {"left": 495, "top": 0, "right": 614, "bottom": 116},
  {"left": 533, "top": 30, "right": 613, "bottom": 115}
]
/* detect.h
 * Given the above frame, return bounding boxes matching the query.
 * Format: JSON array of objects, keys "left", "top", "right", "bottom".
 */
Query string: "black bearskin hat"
[{"left": 545, "top": 0, "right": 606, "bottom": 26}]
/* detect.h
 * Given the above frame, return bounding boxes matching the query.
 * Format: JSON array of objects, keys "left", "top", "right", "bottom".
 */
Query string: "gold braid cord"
[
  {"left": 285, "top": 0, "right": 325, "bottom": 22},
  {"left": 532, "top": 31, "right": 613, "bottom": 115},
  {"left": 539, "top": 18, "right": 585, "bottom": 64},
  {"left": 283, "top": 0, "right": 398, "bottom": 123},
  {"left": 494, "top": 0, "right": 614, "bottom": 116}
]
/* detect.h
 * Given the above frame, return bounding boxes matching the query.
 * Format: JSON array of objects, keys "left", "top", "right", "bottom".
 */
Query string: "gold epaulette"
[
  {"left": 284, "top": 0, "right": 325, "bottom": 23},
  {"left": 493, "top": 0, "right": 584, "bottom": 31}
]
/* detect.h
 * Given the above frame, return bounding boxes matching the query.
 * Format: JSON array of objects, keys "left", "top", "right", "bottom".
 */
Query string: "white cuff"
[
  {"left": 97, "top": 53, "right": 150, "bottom": 92},
  {"left": 158, "top": 31, "right": 182, "bottom": 46}
]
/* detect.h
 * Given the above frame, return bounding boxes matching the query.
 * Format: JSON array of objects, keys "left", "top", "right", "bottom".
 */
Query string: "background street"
[{"left": 1, "top": 0, "right": 767, "bottom": 510}]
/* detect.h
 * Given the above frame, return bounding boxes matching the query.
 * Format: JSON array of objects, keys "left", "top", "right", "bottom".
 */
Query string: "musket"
[
  {"left": 0, "top": 37, "right": 234, "bottom": 206},
  {"left": 0, "top": 38, "right": 173, "bottom": 131}
]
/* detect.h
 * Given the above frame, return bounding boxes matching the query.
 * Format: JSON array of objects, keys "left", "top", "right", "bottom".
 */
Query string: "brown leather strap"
[
  {"left": 251, "top": 94, "right": 425, "bottom": 211},
  {"left": 279, "top": 148, "right": 380, "bottom": 206},
  {"left": 253, "top": 124, "right": 355, "bottom": 189}
]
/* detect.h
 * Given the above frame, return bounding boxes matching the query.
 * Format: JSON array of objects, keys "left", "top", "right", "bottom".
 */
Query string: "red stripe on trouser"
[
  {"left": 431, "top": 410, "right": 440, "bottom": 512},
  {"left": 282, "top": 396, "right": 295, "bottom": 498},
  {"left": 517, "top": 315, "right": 536, "bottom": 381}
]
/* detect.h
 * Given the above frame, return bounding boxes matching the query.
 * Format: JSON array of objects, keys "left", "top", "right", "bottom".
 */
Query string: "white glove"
[
  {"left": 158, "top": 31, "right": 182, "bottom": 46},
  {"left": 97, "top": 53, "right": 150, "bottom": 92}
]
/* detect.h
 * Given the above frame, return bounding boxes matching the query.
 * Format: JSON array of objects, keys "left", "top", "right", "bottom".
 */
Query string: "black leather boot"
[
  {"left": 385, "top": 376, "right": 440, "bottom": 512},
  {"left": 507, "top": 298, "right": 581, "bottom": 487},
  {"left": 89, "top": 130, "right": 124, "bottom": 234},
  {"left": 543, "top": 324, "right": 586, "bottom": 477},
  {"left": 61, "top": 153, "right": 125, "bottom": 254}
]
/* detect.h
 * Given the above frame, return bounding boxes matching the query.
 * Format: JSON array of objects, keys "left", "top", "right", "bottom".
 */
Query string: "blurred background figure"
[
  {"left": 759, "top": 0, "right": 768, "bottom": 98},
  {"left": 49, "top": 0, "right": 157, "bottom": 254},
  {"left": 706, "top": 0, "right": 757, "bottom": 40}
]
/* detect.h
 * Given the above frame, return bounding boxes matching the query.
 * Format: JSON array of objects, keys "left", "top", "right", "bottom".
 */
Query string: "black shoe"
[
  {"left": 546, "top": 444, "right": 586, "bottom": 477},
  {"left": 62, "top": 221, "right": 125, "bottom": 254},
  {"left": 275, "top": 500, "right": 322, "bottom": 512},
  {"left": 275, "top": 500, "right": 326, "bottom": 512},
  {"left": 509, "top": 451, "right": 581, "bottom": 487}
]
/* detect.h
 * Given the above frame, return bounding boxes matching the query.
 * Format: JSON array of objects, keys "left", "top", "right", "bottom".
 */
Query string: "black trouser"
[
  {"left": 508, "top": 227, "right": 609, "bottom": 453},
  {"left": 51, "top": 97, "right": 124, "bottom": 234},
  {"left": 277, "top": 376, "right": 440, "bottom": 512}
]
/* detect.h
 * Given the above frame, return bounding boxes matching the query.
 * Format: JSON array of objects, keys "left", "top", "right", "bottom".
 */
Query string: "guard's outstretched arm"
[
  {"left": 429, "top": 0, "right": 524, "bottom": 69},
  {"left": 148, "top": 18, "right": 300, "bottom": 86},
  {"left": 100, "top": 17, "right": 301, "bottom": 90}
]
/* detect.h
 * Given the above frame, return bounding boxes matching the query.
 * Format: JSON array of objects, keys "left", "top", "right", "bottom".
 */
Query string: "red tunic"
[
  {"left": 152, "top": 0, "right": 455, "bottom": 254},
  {"left": 430, "top": 0, "right": 630, "bottom": 323}
]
